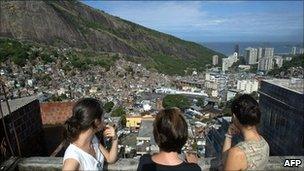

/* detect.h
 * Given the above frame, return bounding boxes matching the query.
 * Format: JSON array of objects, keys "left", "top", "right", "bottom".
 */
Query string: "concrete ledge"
[
  {"left": 18, "top": 157, "right": 62, "bottom": 171},
  {"left": 16, "top": 156, "right": 304, "bottom": 171}
]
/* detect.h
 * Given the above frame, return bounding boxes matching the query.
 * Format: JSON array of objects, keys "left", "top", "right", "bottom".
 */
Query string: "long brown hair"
[{"left": 63, "top": 98, "right": 104, "bottom": 142}]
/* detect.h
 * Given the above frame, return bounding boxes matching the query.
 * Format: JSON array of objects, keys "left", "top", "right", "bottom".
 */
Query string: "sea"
[{"left": 201, "top": 42, "right": 304, "bottom": 56}]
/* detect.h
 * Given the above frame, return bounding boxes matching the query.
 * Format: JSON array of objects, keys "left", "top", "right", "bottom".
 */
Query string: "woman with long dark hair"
[
  {"left": 62, "top": 98, "right": 118, "bottom": 170},
  {"left": 222, "top": 94, "right": 269, "bottom": 170}
]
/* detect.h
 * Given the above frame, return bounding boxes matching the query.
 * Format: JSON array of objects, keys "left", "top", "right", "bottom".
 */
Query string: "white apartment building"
[
  {"left": 245, "top": 48, "right": 258, "bottom": 65},
  {"left": 237, "top": 80, "right": 259, "bottom": 94},
  {"left": 222, "top": 52, "right": 238, "bottom": 72},
  {"left": 212, "top": 55, "right": 219, "bottom": 66},
  {"left": 258, "top": 57, "right": 274, "bottom": 71},
  {"left": 291, "top": 47, "right": 297, "bottom": 55},
  {"left": 264, "top": 48, "right": 274, "bottom": 58},
  {"left": 299, "top": 48, "right": 304, "bottom": 54},
  {"left": 258, "top": 47, "right": 263, "bottom": 60}
]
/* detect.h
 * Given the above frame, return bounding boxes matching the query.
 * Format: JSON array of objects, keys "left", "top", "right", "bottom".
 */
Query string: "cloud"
[
  {"left": 83, "top": 1, "right": 303, "bottom": 42},
  {"left": 99, "top": 1, "right": 211, "bottom": 31}
]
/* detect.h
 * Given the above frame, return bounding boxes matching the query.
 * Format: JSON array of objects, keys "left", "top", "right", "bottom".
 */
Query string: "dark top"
[{"left": 137, "top": 154, "right": 201, "bottom": 171}]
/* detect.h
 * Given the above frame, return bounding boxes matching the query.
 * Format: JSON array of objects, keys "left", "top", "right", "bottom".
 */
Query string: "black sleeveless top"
[{"left": 137, "top": 154, "right": 201, "bottom": 171}]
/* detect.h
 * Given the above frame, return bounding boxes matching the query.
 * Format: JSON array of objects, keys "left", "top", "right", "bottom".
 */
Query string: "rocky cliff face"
[{"left": 0, "top": 1, "right": 224, "bottom": 74}]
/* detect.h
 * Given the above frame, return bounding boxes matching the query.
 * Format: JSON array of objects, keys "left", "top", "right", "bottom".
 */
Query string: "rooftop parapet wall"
[
  {"left": 9, "top": 156, "right": 304, "bottom": 171},
  {"left": 40, "top": 102, "right": 75, "bottom": 125}
]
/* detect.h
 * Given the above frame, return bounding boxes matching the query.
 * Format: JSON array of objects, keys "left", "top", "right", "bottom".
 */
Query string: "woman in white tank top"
[{"left": 62, "top": 98, "right": 118, "bottom": 171}]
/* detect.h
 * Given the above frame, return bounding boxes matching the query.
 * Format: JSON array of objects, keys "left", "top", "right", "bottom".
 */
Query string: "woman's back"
[
  {"left": 137, "top": 154, "right": 201, "bottom": 171},
  {"left": 235, "top": 136, "right": 269, "bottom": 170}
]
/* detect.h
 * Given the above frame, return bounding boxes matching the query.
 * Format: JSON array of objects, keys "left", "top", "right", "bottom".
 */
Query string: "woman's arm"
[
  {"left": 62, "top": 158, "right": 79, "bottom": 171},
  {"left": 99, "top": 125, "right": 118, "bottom": 164},
  {"left": 224, "top": 147, "right": 246, "bottom": 171},
  {"left": 222, "top": 123, "right": 239, "bottom": 153},
  {"left": 222, "top": 123, "right": 239, "bottom": 163},
  {"left": 222, "top": 134, "right": 232, "bottom": 154}
]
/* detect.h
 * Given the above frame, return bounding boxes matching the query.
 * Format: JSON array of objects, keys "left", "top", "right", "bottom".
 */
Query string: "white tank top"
[{"left": 63, "top": 135, "right": 105, "bottom": 170}]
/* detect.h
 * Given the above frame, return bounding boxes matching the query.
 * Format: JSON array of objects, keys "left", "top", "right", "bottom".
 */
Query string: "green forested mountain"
[{"left": 0, "top": 1, "right": 224, "bottom": 75}]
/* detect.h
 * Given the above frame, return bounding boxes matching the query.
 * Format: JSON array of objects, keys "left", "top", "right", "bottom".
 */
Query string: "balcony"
[{"left": 1, "top": 156, "right": 303, "bottom": 171}]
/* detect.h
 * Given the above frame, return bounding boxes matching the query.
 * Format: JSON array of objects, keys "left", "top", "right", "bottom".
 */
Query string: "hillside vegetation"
[{"left": 0, "top": 1, "right": 225, "bottom": 75}]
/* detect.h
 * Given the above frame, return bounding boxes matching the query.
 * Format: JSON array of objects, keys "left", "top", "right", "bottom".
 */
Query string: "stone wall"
[
  {"left": 11, "top": 156, "right": 304, "bottom": 171},
  {"left": 40, "top": 102, "right": 75, "bottom": 125}
]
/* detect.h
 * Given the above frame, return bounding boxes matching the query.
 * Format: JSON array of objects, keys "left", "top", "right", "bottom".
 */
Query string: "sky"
[{"left": 82, "top": 1, "right": 303, "bottom": 43}]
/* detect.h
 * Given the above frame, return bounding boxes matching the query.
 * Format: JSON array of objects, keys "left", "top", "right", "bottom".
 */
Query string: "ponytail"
[
  {"left": 63, "top": 98, "right": 104, "bottom": 143},
  {"left": 64, "top": 116, "right": 81, "bottom": 142}
]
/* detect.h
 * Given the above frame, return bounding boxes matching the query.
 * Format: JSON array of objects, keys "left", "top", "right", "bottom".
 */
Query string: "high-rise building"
[
  {"left": 258, "top": 57, "right": 274, "bottom": 71},
  {"left": 258, "top": 47, "right": 263, "bottom": 60},
  {"left": 212, "top": 55, "right": 219, "bottom": 66},
  {"left": 222, "top": 58, "right": 229, "bottom": 72},
  {"left": 291, "top": 46, "right": 297, "bottom": 55},
  {"left": 259, "top": 79, "right": 304, "bottom": 155},
  {"left": 234, "top": 44, "right": 239, "bottom": 54},
  {"left": 299, "top": 48, "right": 304, "bottom": 54},
  {"left": 237, "top": 79, "right": 259, "bottom": 94},
  {"left": 245, "top": 47, "right": 258, "bottom": 65},
  {"left": 264, "top": 48, "right": 274, "bottom": 58}
]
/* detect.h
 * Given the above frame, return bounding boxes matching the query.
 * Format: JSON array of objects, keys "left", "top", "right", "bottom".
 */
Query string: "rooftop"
[
  {"left": 0, "top": 96, "right": 37, "bottom": 119},
  {"left": 263, "top": 78, "right": 304, "bottom": 94},
  {"left": 228, "top": 89, "right": 243, "bottom": 93},
  {"left": 217, "top": 116, "right": 232, "bottom": 123},
  {"left": 138, "top": 119, "right": 154, "bottom": 139}
]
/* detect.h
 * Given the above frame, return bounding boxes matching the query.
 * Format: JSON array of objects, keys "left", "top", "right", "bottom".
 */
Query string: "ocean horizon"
[{"left": 200, "top": 42, "right": 304, "bottom": 56}]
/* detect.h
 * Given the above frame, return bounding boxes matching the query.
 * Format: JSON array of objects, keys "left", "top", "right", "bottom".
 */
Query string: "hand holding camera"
[
  {"left": 103, "top": 125, "right": 117, "bottom": 141},
  {"left": 226, "top": 122, "right": 240, "bottom": 139}
]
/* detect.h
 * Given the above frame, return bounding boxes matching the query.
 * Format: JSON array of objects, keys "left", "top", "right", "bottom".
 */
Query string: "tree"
[
  {"left": 268, "top": 54, "right": 304, "bottom": 77},
  {"left": 249, "top": 64, "right": 258, "bottom": 73},
  {"left": 162, "top": 94, "right": 190, "bottom": 111},
  {"left": 196, "top": 97, "right": 205, "bottom": 107},
  {"left": 41, "top": 53, "right": 54, "bottom": 63},
  {"left": 50, "top": 94, "right": 68, "bottom": 102},
  {"left": 191, "top": 141, "right": 198, "bottom": 151},
  {"left": 120, "top": 115, "right": 126, "bottom": 128},
  {"left": 104, "top": 101, "right": 114, "bottom": 113},
  {"left": 111, "top": 107, "right": 126, "bottom": 117},
  {"left": 0, "top": 39, "right": 29, "bottom": 65}
]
